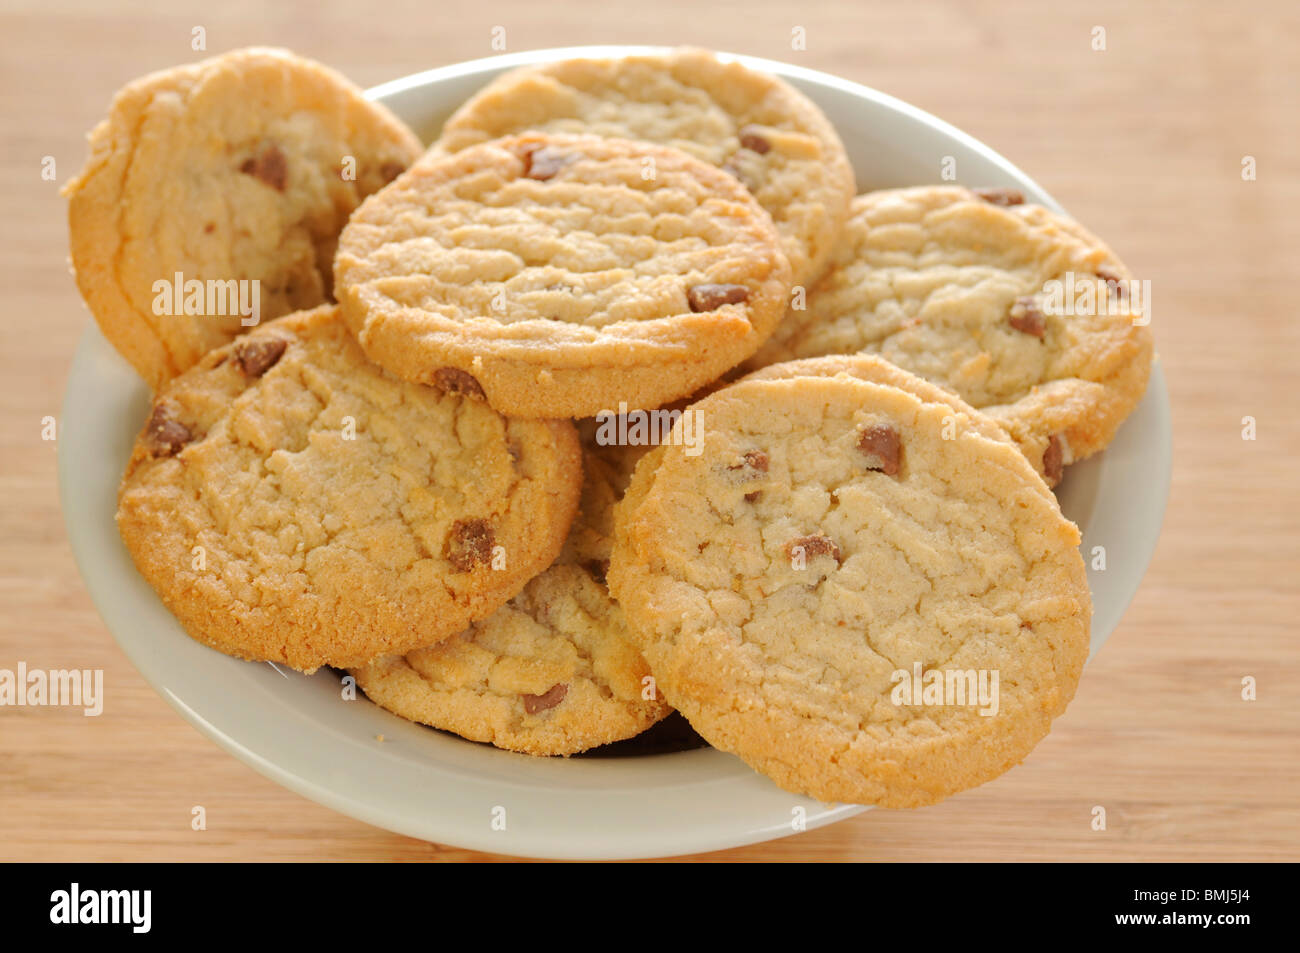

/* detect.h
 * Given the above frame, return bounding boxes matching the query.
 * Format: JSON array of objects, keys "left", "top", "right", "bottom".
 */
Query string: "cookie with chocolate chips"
[
  {"left": 608, "top": 371, "right": 1091, "bottom": 806},
  {"left": 352, "top": 439, "right": 672, "bottom": 756},
  {"left": 745, "top": 186, "right": 1155, "bottom": 485},
  {"left": 430, "top": 47, "right": 855, "bottom": 286},
  {"left": 116, "top": 305, "right": 582, "bottom": 672},
  {"left": 334, "top": 131, "right": 792, "bottom": 418},
  {"left": 64, "top": 47, "right": 423, "bottom": 390}
]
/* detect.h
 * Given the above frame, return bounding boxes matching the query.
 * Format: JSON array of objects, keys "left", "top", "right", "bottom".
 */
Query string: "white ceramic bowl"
[{"left": 59, "top": 46, "right": 1171, "bottom": 860}]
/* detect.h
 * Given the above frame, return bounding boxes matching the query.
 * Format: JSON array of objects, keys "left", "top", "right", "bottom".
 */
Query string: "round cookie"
[
  {"left": 745, "top": 186, "right": 1155, "bottom": 485},
  {"left": 352, "top": 441, "right": 671, "bottom": 756},
  {"left": 116, "top": 305, "right": 582, "bottom": 673},
  {"left": 608, "top": 374, "right": 1091, "bottom": 807},
  {"left": 433, "top": 48, "right": 856, "bottom": 286},
  {"left": 334, "top": 132, "right": 792, "bottom": 418},
  {"left": 65, "top": 47, "right": 424, "bottom": 390}
]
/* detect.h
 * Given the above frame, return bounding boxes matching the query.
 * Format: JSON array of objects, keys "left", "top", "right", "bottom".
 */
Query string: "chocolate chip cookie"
[
  {"left": 432, "top": 48, "right": 856, "bottom": 286},
  {"left": 334, "top": 132, "right": 792, "bottom": 418},
  {"left": 352, "top": 440, "right": 671, "bottom": 755},
  {"left": 608, "top": 371, "right": 1091, "bottom": 806},
  {"left": 116, "top": 305, "right": 582, "bottom": 673},
  {"left": 745, "top": 186, "right": 1155, "bottom": 485},
  {"left": 65, "top": 47, "right": 423, "bottom": 390}
]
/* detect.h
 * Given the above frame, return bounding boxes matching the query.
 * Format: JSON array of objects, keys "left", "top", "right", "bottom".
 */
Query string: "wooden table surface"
[{"left": 2, "top": 0, "right": 1296, "bottom": 862}]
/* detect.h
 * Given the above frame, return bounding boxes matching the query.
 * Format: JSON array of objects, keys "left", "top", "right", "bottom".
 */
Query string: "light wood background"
[{"left": 2, "top": 0, "right": 1297, "bottom": 862}]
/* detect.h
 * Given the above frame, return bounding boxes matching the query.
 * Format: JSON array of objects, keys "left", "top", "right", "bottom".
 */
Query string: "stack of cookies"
[{"left": 65, "top": 46, "right": 1152, "bottom": 807}]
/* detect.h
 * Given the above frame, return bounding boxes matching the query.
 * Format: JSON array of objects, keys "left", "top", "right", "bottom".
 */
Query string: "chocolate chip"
[
  {"left": 379, "top": 160, "right": 406, "bottom": 183},
  {"left": 523, "top": 683, "right": 567, "bottom": 714},
  {"left": 1042, "top": 434, "right": 1064, "bottom": 485},
  {"left": 144, "top": 404, "right": 192, "bottom": 457},
  {"left": 240, "top": 144, "right": 287, "bottom": 192},
  {"left": 785, "top": 534, "right": 842, "bottom": 563},
  {"left": 972, "top": 186, "right": 1024, "bottom": 207},
  {"left": 522, "top": 146, "right": 568, "bottom": 181},
  {"left": 431, "top": 367, "right": 486, "bottom": 400},
  {"left": 583, "top": 560, "right": 609, "bottom": 586},
  {"left": 728, "top": 449, "right": 769, "bottom": 472},
  {"left": 234, "top": 337, "right": 287, "bottom": 377},
  {"left": 857, "top": 424, "right": 902, "bottom": 476},
  {"left": 445, "top": 518, "right": 495, "bottom": 571},
  {"left": 1096, "top": 266, "right": 1128, "bottom": 299},
  {"left": 687, "top": 283, "right": 749, "bottom": 312},
  {"left": 1009, "top": 296, "right": 1046, "bottom": 338},
  {"left": 737, "top": 125, "right": 771, "bottom": 155},
  {"left": 732, "top": 450, "right": 767, "bottom": 503}
]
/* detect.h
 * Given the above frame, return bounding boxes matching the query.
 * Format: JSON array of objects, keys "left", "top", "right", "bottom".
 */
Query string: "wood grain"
[{"left": 1, "top": 0, "right": 1297, "bottom": 862}]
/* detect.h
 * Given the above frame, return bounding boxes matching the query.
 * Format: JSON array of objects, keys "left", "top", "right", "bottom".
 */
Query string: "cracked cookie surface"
[
  {"left": 353, "top": 439, "right": 671, "bottom": 756},
  {"left": 65, "top": 47, "right": 423, "bottom": 390},
  {"left": 116, "top": 305, "right": 581, "bottom": 672},
  {"left": 433, "top": 48, "right": 855, "bottom": 286},
  {"left": 745, "top": 186, "right": 1154, "bottom": 485},
  {"left": 335, "top": 132, "right": 792, "bottom": 417},
  {"left": 608, "top": 373, "right": 1090, "bottom": 806},
  {"left": 742, "top": 354, "right": 1025, "bottom": 458}
]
